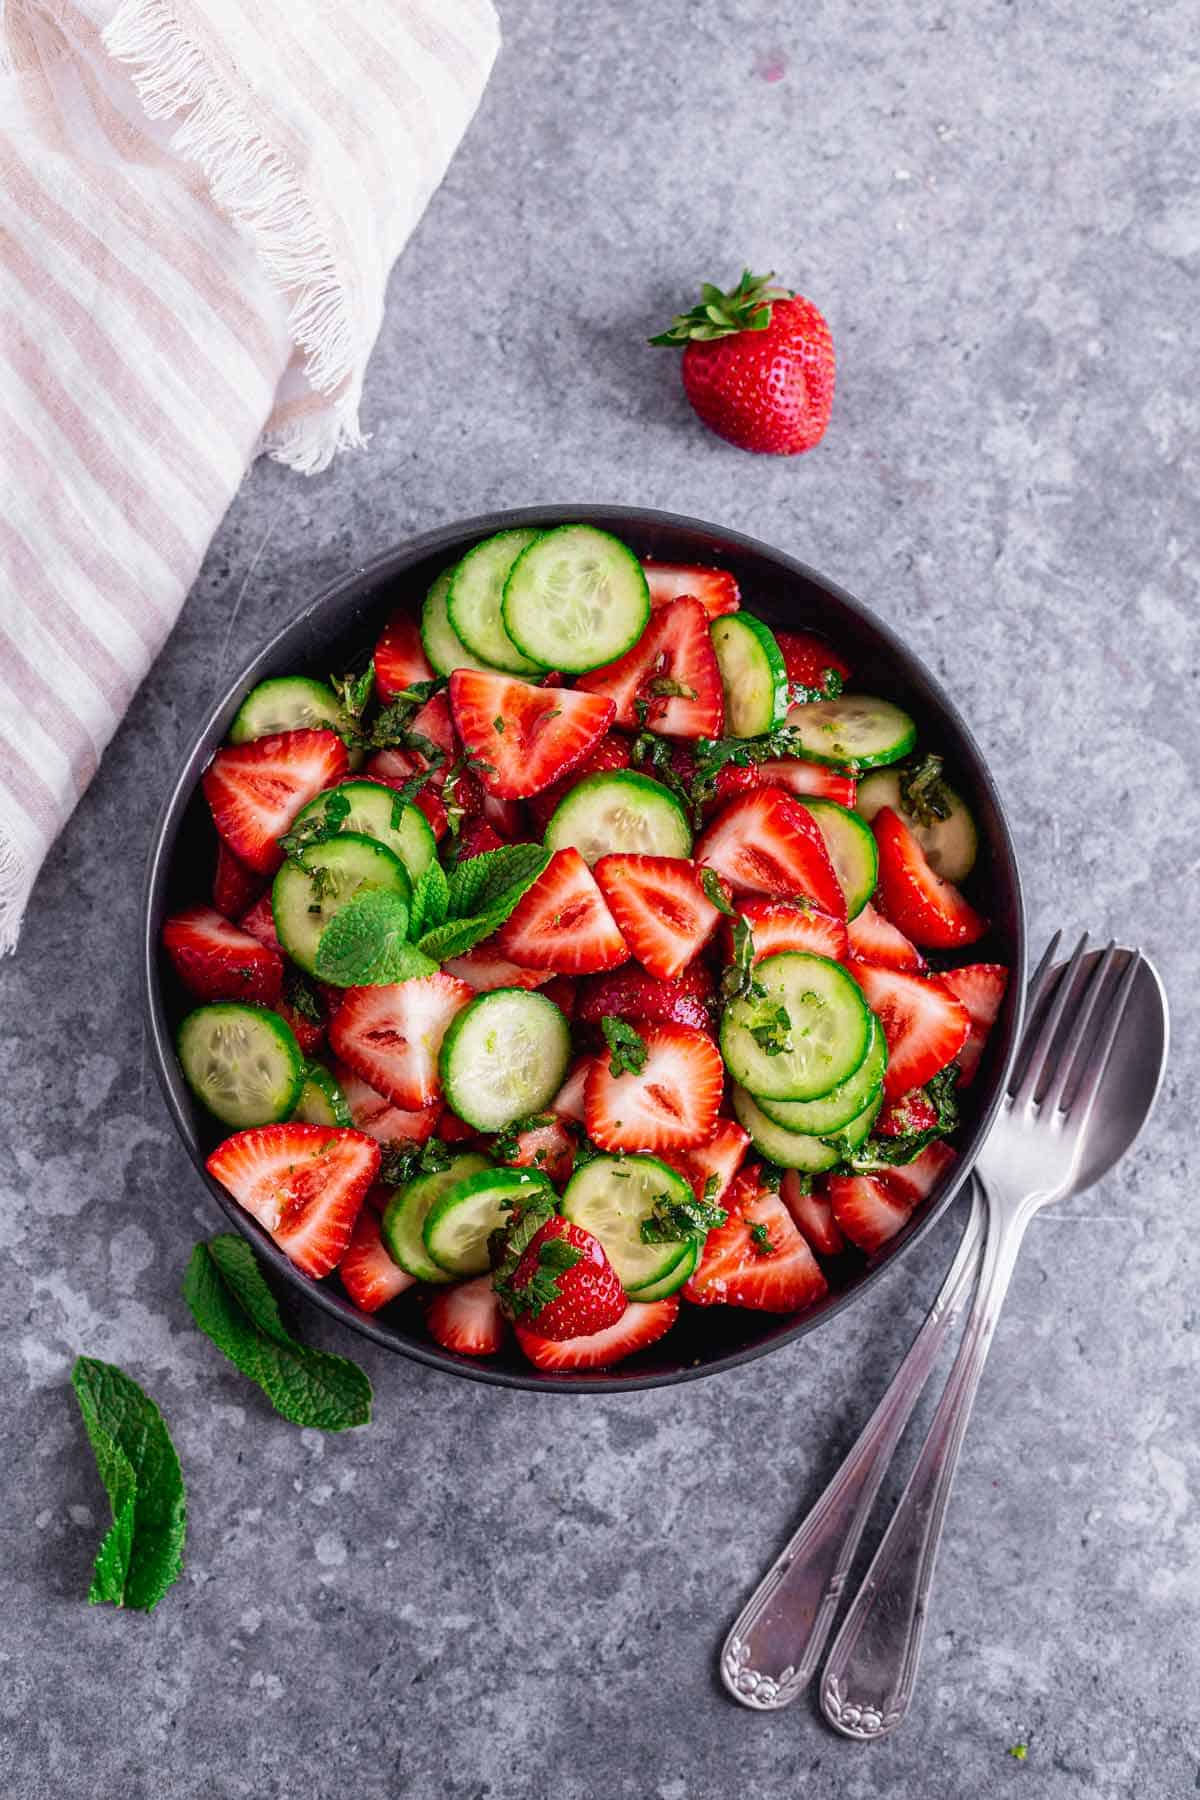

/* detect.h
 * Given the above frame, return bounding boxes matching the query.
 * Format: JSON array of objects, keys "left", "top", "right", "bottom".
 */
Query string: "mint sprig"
[
  {"left": 415, "top": 843, "right": 550, "bottom": 961},
  {"left": 314, "top": 888, "right": 436, "bottom": 986},
  {"left": 70, "top": 1357, "right": 186, "bottom": 1612}
]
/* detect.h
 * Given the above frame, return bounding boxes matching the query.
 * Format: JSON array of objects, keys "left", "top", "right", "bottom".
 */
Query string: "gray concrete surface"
[{"left": 2, "top": 1, "right": 1198, "bottom": 1795}]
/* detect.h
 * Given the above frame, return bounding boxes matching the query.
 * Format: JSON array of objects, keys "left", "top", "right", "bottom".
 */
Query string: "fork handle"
[{"left": 820, "top": 1186, "right": 1032, "bottom": 1738}]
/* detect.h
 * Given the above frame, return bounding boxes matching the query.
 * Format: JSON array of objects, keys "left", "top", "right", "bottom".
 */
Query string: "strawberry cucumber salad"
[{"left": 161, "top": 523, "right": 1008, "bottom": 1373}]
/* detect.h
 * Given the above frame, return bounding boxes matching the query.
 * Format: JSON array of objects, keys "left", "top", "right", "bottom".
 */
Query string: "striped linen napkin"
[{"left": 0, "top": 0, "right": 499, "bottom": 953}]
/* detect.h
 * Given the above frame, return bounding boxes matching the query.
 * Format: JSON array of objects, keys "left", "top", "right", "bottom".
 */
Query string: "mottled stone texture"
[{"left": 1, "top": 1, "right": 1197, "bottom": 1795}]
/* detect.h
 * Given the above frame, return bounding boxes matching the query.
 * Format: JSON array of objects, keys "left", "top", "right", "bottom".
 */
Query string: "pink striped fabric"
[{"left": 0, "top": 0, "right": 499, "bottom": 950}]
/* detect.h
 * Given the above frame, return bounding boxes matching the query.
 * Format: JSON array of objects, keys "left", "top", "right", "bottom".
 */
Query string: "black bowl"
[{"left": 144, "top": 505, "right": 1025, "bottom": 1391}]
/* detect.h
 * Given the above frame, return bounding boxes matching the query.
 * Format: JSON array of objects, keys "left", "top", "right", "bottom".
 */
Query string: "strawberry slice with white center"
[
  {"left": 515, "top": 1297, "right": 680, "bottom": 1371},
  {"left": 449, "top": 670, "right": 615, "bottom": 801},
  {"left": 885, "top": 1141, "right": 957, "bottom": 1207},
  {"left": 845, "top": 900, "right": 926, "bottom": 972},
  {"left": 781, "top": 1171, "right": 845, "bottom": 1257},
  {"left": 934, "top": 963, "right": 1008, "bottom": 1085},
  {"left": 441, "top": 935, "right": 553, "bottom": 992},
  {"left": 373, "top": 609, "right": 434, "bottom": 701},
  {"left": 593, "top": 853, "right": 722, "bottom": 981},
  {"left": 827, "top": 1174, "right": 912, "bottom": 1254},
  {"left": 206, "top": 1123, "right": 380, "bottom": 1279},
  {"left": 585, "top": 1022, "right": 723, "bottom": 1153},
  {"left": 527, "top": 732, "right": 633, "bottom": 831},
  {"left": 329, "top": 974, "right": 474, "bottom": 1110},
  {"left": 774, "top": 629, "right": 852, "bottom": 700},
  {"left": 162, "top": 905, "right": 283, "bottom": 1006},
  {"left": 725, "top": 896, "right": 849, "bottom": 964},
  {"left": 754, "top": 758, "right": 857, "bottom": 808},
  {"left": 332, "top": 1060, "right": 441, "bottom": 1145},
  {"left": 873, "top": 806, "right": 987, "bottom": 950},
  {"left": 202, "top": 728, "right": 349, "bottom": 874},
  {"left": 851, "top": 962, "right": 971, "bottom": 1102},
  {"left": 212, "top": 841, "right": 265, "bottom": 919},
  {"left": 339, "top": 1206, "right": 415, "bottom": 1312},
  {"left": 684, "top": 1168, "right": 829, "bottom": 1311},
  {"left": 426, "top": 1275, "right": 506, "bottom": 1356},
  {"left": 550, "top": 1055, "right": 596, "bottom": 1123},
  {"left": 696, "top": 786, "right": 846, "bottom": 916},
  {"left": 496, "top": 847, "right": 627, "bottom": 973},
  {"left": 576, "top": 597, "right": 724, "bottom": 737},
  {"left": 642, "top": 560, "right": 741, "bottom": 619},
  {"left": 659, "top": 1117, "right": 750, "bottom": 1205}
]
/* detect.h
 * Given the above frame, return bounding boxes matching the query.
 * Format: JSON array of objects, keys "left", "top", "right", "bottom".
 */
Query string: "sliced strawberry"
[
  {"left": 527, "top": 732, "right": 633, "bottom": 831},
  {"left": 212, "top": 841, "right": 266, "bottom": 919},
  {"left": 441, "top": 936, "right": 552, "bottom": 992},
  {"left": 781, "top": 1171, "right": 845, "bottom": 1257},
  {"left": 585, "top": 1022, "right": 723, "bottom": 1153},
  {"left": 481, "top": 793, "right": 524, "bottom": 838},
  {"left": 873, "top": 807, "right": 987, "bottom": 949},
  {"left": 410, "top": 688, "right": 457, "bottom": 763},
  {"left": 331, "top": 1061, "right": 441, "bottom": 1145},
  {"left": 454, "top": 817, "right": 505, "bottom": 860},
  {"left": 576, "top": 597, "right": 724, "bottom": 738},
  {"left": 373, "top": 609, "right": 434, "bottom": 701},
  {"left": 593, "top": 854, "right": 722, "bottom": 982},
  {"left": 363, "top": 747, "right": 450, "bottom": 839},
  {"left": 827, "top": 1174, "right": 912, "bottom": 1254},
  {"left": 329, "top": 974, "right": 474, "bottom": 1110},
  {"left": 426, "top": 1275, "right": 506, "bottom": 1356},
  {"left": 206, "top": 1123, "right": 379, "bottom": 1278},
  {"left": 202, "top": 729, "right": 349, "bottom": 874},
  {"left": 238, "top": 891, "right": 281, "bottom": 953},
  {"left": 756, "top": 758, "right": 856, "bottom": 808},
  {"left": 684, "top": 1169, "right": 829, "bottom": 1311},
  {"left": 852, "top": 963, "right": 971, "bottom": 1102},
  {"left": 725, "top": 896, "right": 849, "bottom": 964},
  {"left": 885, "top": 1141, "right": 957, "bottom": 1207},
  {"left": 162, "top": 905, "right": 283, "bottom": 1006},
  {"left": 550, "top": 1055, "right": 595, "bottom": 1123},
  {"left": 659, "top": 1117, "right": 750, "bottom": 1205},
  {"left": 934, "top": 963, "right": 1008, "bottom": 1085},
  {"left": 449, "top": 670, "right": 615, "bottom": 801},
  {"left": 502, "top": 1213, "right": 626, "bottom": 1340},
  {"left": 541, "top": 975, "right": 577, "bottom": 1019},
  {"left": 339, "top": 1206, "right": 414, "bottom": 1311},
  {"left": 642, "top": 560, "right": 740, "bottom": 620},
  {"left": 774, "top": 630, "right": 852, "bottom": 700},
  {"left": 696, "top": 786, "right": 846, "bottom": 916},
  {"left": 875, "top": 1088, "right": 939, "bottom": 1137},
  {"left": 496, "top": 848, "right": 627, "bottom": 973},
  {"left": 575, "top": 963, "right": 716, "bottom": 1035},
  {"left": 516, "top": 1298, "right": 680, "bottom": 1370},
  {"left": 437, "top": 1107, "right": 479, "bottom": 1144},
  {"left": 845, "top": 900, "right": 926, "bottom": 972},
  {"left": 494, "top": 1115, "right": 577, "bottom": 1186}
]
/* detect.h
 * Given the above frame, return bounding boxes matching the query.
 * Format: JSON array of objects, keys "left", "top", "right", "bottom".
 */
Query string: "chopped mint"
[{"left": 601, "top": 1015, "right": 648, "bottom": 1078}]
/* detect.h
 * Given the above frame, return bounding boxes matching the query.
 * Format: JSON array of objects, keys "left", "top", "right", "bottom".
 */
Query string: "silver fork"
[{"left": 820, "top": 935, "right": 1143, "bottom": 1738}]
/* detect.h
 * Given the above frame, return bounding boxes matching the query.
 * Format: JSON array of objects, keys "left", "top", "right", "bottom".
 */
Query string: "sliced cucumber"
[
  {"left": 796, "top": 798, "right": 878, "bottom": 919},
  {"left": 178, "top": 1004, "right": 304, "bottom": 1129},
  {"left": 289, "top": 780, "right": 436, "bottom": 884},
  {"left": 381, "top": 1150, "right": 492, "bottom": 1284},
  {"left": 732, "top": 1084, "right": 881, "bottom": 1171},
  {"left": 710, "top": 614, "right": 789, "bottom": 737},
  {"left": 447, "top": 529, "right": 544, "bottom": 674},
  {"left": 420, "top": 568, "right": 498, "bottom": 677},
  {"left": 633, "top": 1236, "right": 700, "bottom": 1301},
  {"left": 561, "top": 1153, "right": 698, "bottom": 1296},
  {"left": 721, "top": 951, "right": 871, "bottom": 1101},
  {"left": 543, "top": 770, "right": 692, "bottom": 865},
  {"left": 229, "top": 676, "right": 352, "bottom": 745},
  {"left": 502, "top": 524, "right": 651, "bottom": 674},
  {"left": 785, "top": 695, "right": 917, "bottom": 770},
  {"left": 291, "top": 1060, "right": 352, "bottom": 1127},
  {"left": 424, "top": 1166, "right": 553, "bottom": 1277},
  {"left": 856, "top": 766, "right": 978, "bottom": 882},
  {"left": 439, "top": 989, "right": 572, "bottom": 1132},
  {"left": 757, "top": 1015, "right": 887, "bottom": 1133},
  {"left": 271, "top": 832, "right": 411, "bottom": 976}
]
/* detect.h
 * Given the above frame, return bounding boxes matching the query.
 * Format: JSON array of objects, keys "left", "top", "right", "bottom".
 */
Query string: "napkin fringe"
[{"left": 0, "top": 830, "right": 28, "bottom": 958}]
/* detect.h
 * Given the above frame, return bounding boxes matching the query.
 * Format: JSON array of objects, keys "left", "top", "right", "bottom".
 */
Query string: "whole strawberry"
[
  {"left": 494, "top": 1204, "right": 626, "bottom": 1341},
  {"left": 651, "top": 269, "right": 835, "bottom": 455}
]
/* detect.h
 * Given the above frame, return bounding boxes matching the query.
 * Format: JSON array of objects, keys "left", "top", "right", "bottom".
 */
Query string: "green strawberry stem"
[{"left": 649, "top": 268, "right": 794, "bottom": 346}]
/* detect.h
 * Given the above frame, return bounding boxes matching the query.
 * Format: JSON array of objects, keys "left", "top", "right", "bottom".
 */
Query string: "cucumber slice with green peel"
[
  {"left": 439, "top": 988, "right": 572, "bottom": 1132},
  {"left": 632, "top": 1236, "right": 700, "bottom": 1301},
  {"left": 178, "top": 1004, "right": 304, "bottom": 1129},
  {"left": 785, "top": 695, "right": 917, "bottom": 769},
  {"left": 289, "top": 780, "right": 436, "bottom": 884},
  {"left": 710, "top": 613, "right": 789, "bottom": 737},
  {"left": 560, "top": 1153, "right": 699, "bottom": 1295},
  {"left": 855, "top": 767, "right": 978, "bottom": 882},
  {"left": 757, "top": 1015, "right": 887, "bottom": 1133},
  {"left": 381, "top": 1150, "right": 492, "bottom": 1284},
  {"left": 291, "top": 1060, "right": 352, "bottom": 1128},
  {"left": 721, "top": 951, "right": 871, "bottom": 1101},
  {"left": 732, "top": 1084, "right": 881, "bottom": 1171},
  {"left": 229, "top": 676, "right": 353, "bottom": 746},
  {"left": 447, "top": 529, "right": 545, "bottom": 674},
  {"left": 421, "top": 568, "right": 499, "bottom": 677},
  {"left": 543, "top": 770, "right": 692, "bottom": 866},
  {"left": 501, "top": 524, "right": 651, "bottom": 674},
  {"left": 796, "top": 798, "right": 879, "bottom": 919},
  {"left": 272, "top": 832, "right": 411, "bottom": 976},
  {"left": 424, "top": 1166, "right": 554, "bottom": 1277}
]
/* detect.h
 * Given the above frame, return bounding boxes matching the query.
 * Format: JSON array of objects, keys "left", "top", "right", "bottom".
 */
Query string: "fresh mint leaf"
[
  {"left": 748, "top": 1220, "right": 776, "bottom": 1256},
  {"left": 284, "top": 965, "right": 324, "bottom": 1025},
  {"left": 183, "top": 1236, "right": 372, "bottom": 1431},
  {"left": 758, "top": 1163, "right": 785, "bottom": 1192},
  {"left": 639, "top": 1190, "right": 727, "bottom": 1244},
  {"left": 601, "top": 1015, "right": 647, "bottom": 1077},
  {"left": 70, "top": 1357, "right": 186, "bottom": 1612},
  {"left": 846, "top": 1065, "right": 960, "bottom": 1171},
  {"left": 720, "top": 914, "right": 758, "bottom": 1004},
  {"left": 362, "top": 679, "right": 446, "bottom": 751},
  {"left": 898, "top": 753, "right": 955, "bottom": 827},
  {"left": 629, "top": 731, "right": 692, "bottom": 812},
  {"left": 314, "top": 889, "right": 436, "bottom": 986},
  {"left": 499, "top": 1235, "right": 582, "bottom": 1319},
  {"left": 277, "top": 788, "right": 351, "bottom": 861},
  {"left": 407, "top": 860, "right": 450, "bottom": 941},
  {"left": 490, "top": 1192, "right": 559, "bottom": 1299},
  {"left": 331, "top": 660, "right": 375, "bottom": 724},
  {"left": 491, "top": 1113, "right": 556, "bottom": 1164},
  {"left": 416, "top": 913, "right": 505, "bottom": 961},
  {"left": 748, "top": 1002, "right": 793, "bottom": 1057},
  {"left": 447, "top": 844, "right": 550, "bottom": 920},
  {"left": 379, "top": 1136, "right": 453, "bottom": 1187},
  {"left": 700, "top": 867, "right": 735, "bottom": 917}
]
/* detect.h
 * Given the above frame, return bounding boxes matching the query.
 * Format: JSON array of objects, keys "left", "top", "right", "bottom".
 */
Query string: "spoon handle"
[
  {"left": 720, "top": 1186, "right": 986, "bottom": 1711},
  {"left": 820, "top": 1184, "right": 1029, "bottom": 1738}
]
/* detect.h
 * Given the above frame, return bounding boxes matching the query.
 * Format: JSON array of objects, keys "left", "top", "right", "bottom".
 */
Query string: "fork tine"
[
  {"left": 1039, "top": 941, "right": 1119, "bottom": 1114},
  {"left": 1058, "top": 950, "right": 1143, "bottom": 1138},
  {"left": 1011, "top": 931, "right": 1090, "bottom": 1106},
  {"left": 1025, "top": 930, "right": 1064, "bottom": 1015}
]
